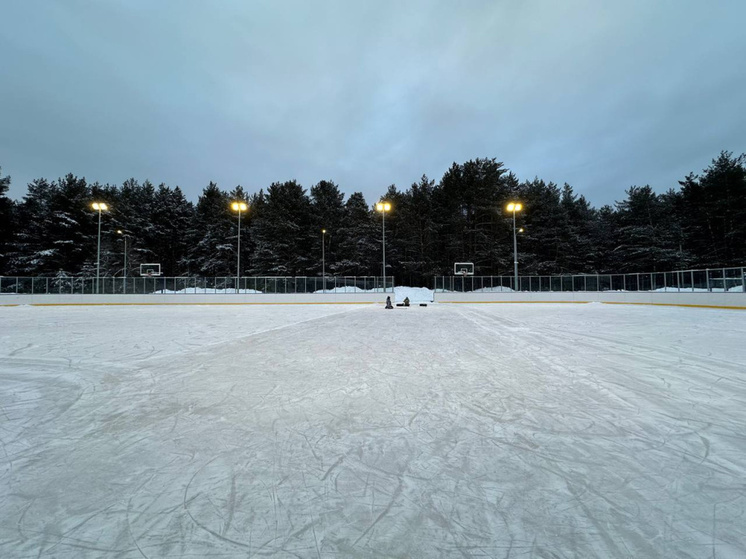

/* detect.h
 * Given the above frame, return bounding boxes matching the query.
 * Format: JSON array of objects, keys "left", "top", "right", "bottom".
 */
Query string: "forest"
[{"left": 0, "top": 151, "right": 744, "bottom": 286}]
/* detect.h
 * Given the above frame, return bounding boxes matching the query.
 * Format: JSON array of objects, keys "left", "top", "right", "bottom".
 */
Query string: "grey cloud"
[{"left": 1, "top": 0, "right": 745, "bottom": 206}]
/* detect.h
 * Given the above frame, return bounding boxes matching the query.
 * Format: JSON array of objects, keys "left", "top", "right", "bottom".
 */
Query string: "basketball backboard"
[
  {"left": 453, "top": 262, "right": 474, "bottom": 276},
  {"left": 139, "top": 263, "right": 162, "bottom": 277}
]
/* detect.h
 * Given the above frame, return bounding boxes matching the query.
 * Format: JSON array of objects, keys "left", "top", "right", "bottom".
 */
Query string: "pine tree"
[
  {"left": 0, "top": 168, "right": 14, "bottom": 274},
  {"left": 251, "top": 180, "right": 314, "bottom": 275},
  {"left": 146, "top": 185, "right": 194, "bottom": 275},
  {"left": 433, "top": 159, "right": 512, "bottom": 275},
  {"left": 613, "top": 185, "right": 681, "bottom": 272},
  {"left": 679, "top": 152, "right": 746, "bottom": 266},
  {"left": 395, "top": 175, "right": 437, "bottom": 285},
  {"left": 336, "top": 192, "right": 378, "bottom": 275},
  {"left": 10, "top": 174, "right": 101, "bottom": 275},
  {"left": 188, "top": 182, "right": 234, "bottom": 276},
  {"left": 310, "top": 181, "right": 345, "bottom": 275}
]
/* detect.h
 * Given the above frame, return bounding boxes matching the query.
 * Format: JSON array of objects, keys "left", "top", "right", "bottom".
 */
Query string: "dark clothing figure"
[
  {"left": 385, "top": 296, "right": 393, "bottom": 309},
  {"left": 403, "top": 297, "right": 410, "bottom": 307}
]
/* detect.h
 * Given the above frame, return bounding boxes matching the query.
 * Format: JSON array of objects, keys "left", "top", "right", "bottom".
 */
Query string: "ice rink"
[{"left": 1, "top": 302, "right": 745, "bottom": 558}]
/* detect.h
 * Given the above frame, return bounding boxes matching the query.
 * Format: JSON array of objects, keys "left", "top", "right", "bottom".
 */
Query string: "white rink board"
[{"left": 1, "top": 303, "right": 745, "bottom": 557}]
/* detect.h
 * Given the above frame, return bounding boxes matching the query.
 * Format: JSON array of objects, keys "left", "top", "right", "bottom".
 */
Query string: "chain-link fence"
[
  {"left": 0, "top": 276, "right": 394, "bottom": 295},
  {"left": 434, "top": 267, "right": 746, "bottom": 293}
]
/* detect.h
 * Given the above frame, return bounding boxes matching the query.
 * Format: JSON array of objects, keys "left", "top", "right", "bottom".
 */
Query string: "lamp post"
[
  {"left": 231, "top": 201, "right": 248, "bottom": 293},
  {"left": 506, "top": 202, "right": 523, "bottom": 291},
  {"left": 91, "top": 202, "right": 109, "bottom": 294},
  {"left": 375, "top": 202, "right": 391, "bottom": 293},
  {"left": 116, "top": 230, "right": 130, "bottom": 279},
  {"left": 321, "top": 229, "right": 326, "bottom": 292},
  {"left": 117, "top": 229, "right": 130, "bottom": 294}
]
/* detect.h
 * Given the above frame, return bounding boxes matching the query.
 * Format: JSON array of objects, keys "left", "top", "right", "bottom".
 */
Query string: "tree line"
[{"left": 0, "top": 151, "right": 744, "bottom": 285}]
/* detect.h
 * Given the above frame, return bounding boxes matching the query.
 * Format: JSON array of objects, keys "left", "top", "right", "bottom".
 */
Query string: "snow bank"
[
  {"left": 394, "top": 286, "right": 434, "bottom": 302},
  {"left": 313, "top": 285, "right": 376, "bottom": 293},
  {"left": 154, "top": 287, "right": 263, "bottom": 294},
  {"left": 472, "top": 285, "right": 515, "bottom": 293},
  {"left": 312, "top": 285, "right": 434, "bottom": 302},
  {"left": 654, "top": 285, "right": 744, "bottom": 293}
]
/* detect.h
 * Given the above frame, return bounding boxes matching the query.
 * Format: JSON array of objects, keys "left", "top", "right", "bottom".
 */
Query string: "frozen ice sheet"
[{"left": 1, "top": 302, "right": 745, "bottom": 558}]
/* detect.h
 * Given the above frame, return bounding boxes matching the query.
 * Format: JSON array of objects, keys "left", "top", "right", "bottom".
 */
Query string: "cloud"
[{"left": 1, "top": 0, "right": 745, "bottom": 206}]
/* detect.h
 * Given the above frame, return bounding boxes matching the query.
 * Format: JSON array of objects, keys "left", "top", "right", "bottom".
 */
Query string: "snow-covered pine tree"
[
  {"left": 187, "top": 182, "right": 234, "bottom": 276},
  {"left": 0, "top": 167, "right": 14, "bottom": 274},
  {"left": 335, "top": 192, "right": 378, "bottom": 275},
  {"left": 250, "top": 180, "right": 314, "bottom": 276},
  {"left": 310, "top": 180, "right": 345, "bottom": 276}
]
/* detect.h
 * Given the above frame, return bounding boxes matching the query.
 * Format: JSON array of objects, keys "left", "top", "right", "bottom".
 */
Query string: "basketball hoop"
[
  {"left": 139, "top": 263, "right": 162, "bottom": 277},
  {"left": 453, "top": 262, "right": 475, "bottom": 276}
]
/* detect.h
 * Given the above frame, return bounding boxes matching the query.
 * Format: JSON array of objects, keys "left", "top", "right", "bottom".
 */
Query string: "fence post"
[{"left": 706, "top": 269, "right": 710, "bottom": 292}]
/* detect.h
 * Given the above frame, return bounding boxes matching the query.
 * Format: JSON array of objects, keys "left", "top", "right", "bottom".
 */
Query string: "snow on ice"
[{"left": 1, "top": 302, "right": 745, "bottom": 557}]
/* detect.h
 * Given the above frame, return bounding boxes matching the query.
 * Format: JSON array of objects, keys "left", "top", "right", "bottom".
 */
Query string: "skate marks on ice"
[{"left": 1, "top": 304, "right": 746, "bottom": 557}]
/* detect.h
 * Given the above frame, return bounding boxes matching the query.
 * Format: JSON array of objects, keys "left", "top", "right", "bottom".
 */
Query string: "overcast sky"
[{"left": 1, "top": 0, "right": 745, "bottom": 206}]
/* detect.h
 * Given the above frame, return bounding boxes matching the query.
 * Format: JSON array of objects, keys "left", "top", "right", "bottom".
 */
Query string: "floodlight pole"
[
  {"left": 231, "top": 202, "right": 248, "bottom": 294},
  {"left": 512, "top": 208, "right": 518, "bottom": 290},
  {"left": 375, "top": 202, "right": 391, "bottom": 293},
  {"left": 117, "top": 230, "right": 130, "bottom": 279},
  {"left": 96, "top": 208, "right": 102, "bottom": 293},
  {"left": 321, "top": 229, "right": 326, "bottom": 292},
  {"left": 92, "top": 202, "right": 108, "bottom": 294},
  {"left": 236, "top": 208, "right": 242, "bottom": 293},
  {"left": 382, "top": 210, "right": 386, "bottom": 292},
  {"left": 506, "top": 202, "right": 522, "bottom": 292}
]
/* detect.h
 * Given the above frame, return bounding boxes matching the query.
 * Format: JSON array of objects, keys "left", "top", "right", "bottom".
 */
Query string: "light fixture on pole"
[
  {"left": 506, "top": 202, "right": 522, "bottom": 291},
  {"left": 321, "top": 229, "right": 326, "bottom": 292},
  {"left": 231, "top": 201, "right": 248, "bottom": 293},
  {"left": 375, "top": 202, "right": 391, "bottom": 293},
  {"left": 91, "top": 202, "right": 109, "bottom": 294}
]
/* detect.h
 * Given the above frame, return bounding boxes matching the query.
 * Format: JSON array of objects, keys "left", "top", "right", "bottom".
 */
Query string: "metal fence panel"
[
  {"left": 0, "top": 276, "right": 394, "bottom": 295},
  {"left": 432, "top": 266, "right": 746, "bottom": 293}
]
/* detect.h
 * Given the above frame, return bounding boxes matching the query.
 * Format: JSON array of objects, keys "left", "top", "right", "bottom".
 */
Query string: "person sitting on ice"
[
  {"left": 403, "top": 297, "right": 410, "bottom": 307},
  {"left": 385, "top": 296, "right": 393, "bottom": 309}
]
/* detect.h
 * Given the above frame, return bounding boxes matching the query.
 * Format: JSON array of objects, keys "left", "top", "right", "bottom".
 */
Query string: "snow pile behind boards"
[{"left": 394, "top": 286, "right": 434, "bottom": 303}]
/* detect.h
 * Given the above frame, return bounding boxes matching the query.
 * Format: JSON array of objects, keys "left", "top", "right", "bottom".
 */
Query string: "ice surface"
[{"left": 1, "top": 302, "right": 745, "bottom": 557}]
